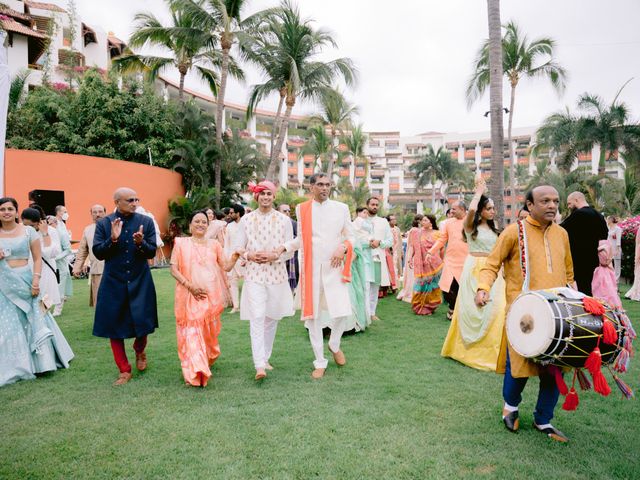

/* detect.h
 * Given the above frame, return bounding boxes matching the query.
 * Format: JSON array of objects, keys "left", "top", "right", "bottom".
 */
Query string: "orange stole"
[{"left": 298, "top": 200, "right": 353, "bottom": 320}]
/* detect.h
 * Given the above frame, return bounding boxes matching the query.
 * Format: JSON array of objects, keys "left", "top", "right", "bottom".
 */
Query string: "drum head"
[{"left": 506, "top": 292, "right": 556, "bottom": 358}]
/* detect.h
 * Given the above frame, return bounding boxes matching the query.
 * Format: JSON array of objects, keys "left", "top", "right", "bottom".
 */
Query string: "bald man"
[
  {"left": 561, "top": 191, "right": 608, "bottom": 296},
  {"left": 73, "top": 204, "right": 107, "bottom": 306},
  {"left": 92, "top": 188, "right": 158, "bottom": 385}
]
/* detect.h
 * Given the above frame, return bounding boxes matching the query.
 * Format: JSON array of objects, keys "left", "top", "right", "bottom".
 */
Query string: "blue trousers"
[{"left": 502, "top": 349, "right": 560, "bottom": 425}]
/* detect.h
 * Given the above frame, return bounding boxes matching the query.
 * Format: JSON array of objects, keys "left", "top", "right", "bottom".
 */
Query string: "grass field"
[{"left": 2, "top": 269, "right": 639, "bottom": 479}]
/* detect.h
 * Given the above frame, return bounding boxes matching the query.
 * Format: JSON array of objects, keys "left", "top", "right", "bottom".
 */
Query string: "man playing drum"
[{"left": 475, "top": 185, "right": 576, "bottom": 443}]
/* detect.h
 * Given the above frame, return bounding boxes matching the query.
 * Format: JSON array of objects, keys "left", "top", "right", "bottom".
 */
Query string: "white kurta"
[
  {"left": 234, "top": 209, "right": 294, "bottom": 321},
  {"left": 369, "top": 216, "right": 393, "bottom": 286},
  {"left": 224, "top": 221, "right": 245, "bottom": 279},
  {"left": 40, "top": 226, "right": 62, "bottom": 306},
  {"left": 285, "top": 199, "right": 355, "bottom": 320}
]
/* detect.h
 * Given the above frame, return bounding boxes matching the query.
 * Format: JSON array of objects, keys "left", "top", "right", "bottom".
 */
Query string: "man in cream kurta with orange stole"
[
  {"left": 278, "top": 173, "right": 355, "bottom": 379},
  {"left": 476, "top": 185, "right": 575, "bottom": 443},
  {"left": 428, "top": 201, "right": 468, "bottom": 319},
  {"left": 234, "top": 181, "right": 294, "bottom": 380}
]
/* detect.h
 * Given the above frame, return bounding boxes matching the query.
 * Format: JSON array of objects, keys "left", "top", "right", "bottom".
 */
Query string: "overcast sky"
[{"left": 69, "top": 0, "right": 640, "bottom": 136}]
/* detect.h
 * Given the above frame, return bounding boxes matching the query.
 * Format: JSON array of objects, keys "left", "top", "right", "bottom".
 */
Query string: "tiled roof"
[
  {"left": 25, "top": 1, "right": 66, "bottom": 13},
  {"left": 0, "top": 18, "right": 47, "bottom": 38},
  {"left": 0, "top": 5, "right": 32, "bottom": 22},
  {"left": 107, "top": 33, "right": 125, "bottom": 46}
]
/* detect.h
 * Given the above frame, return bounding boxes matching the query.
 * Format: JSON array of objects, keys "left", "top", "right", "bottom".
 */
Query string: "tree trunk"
[
  {"left": 487, "top": 0, "right": 505, "bottom": 226},
  {"left": 507, "top": 82, "right": 517, "bottom": 223},
  {"left": 214, "top": 39, "right": 231, "bottom": 209},
  {"left": 432, "top": 174, "right": 436, "bottom": 213},
  {"left": 327, "top": 128, "right": 337, "bottom": 179},
  {"left": 178, "top": 71, "right": 185, "bottom": 102},
  {"left": 270, "top": 93, "right": 285, "bottom": 160},
  {"left": 267, "top": 99, "right": 294, "bottom": 182},
  {"left": 216, "top": 40, "right": 231, "bottom": 148},
  {"left": 598, "top": 145, "right": 606, "bottom": 176}
]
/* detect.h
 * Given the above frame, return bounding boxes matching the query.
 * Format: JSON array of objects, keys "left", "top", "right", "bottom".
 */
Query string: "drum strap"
[{"left": 517, "top": 220, "right": 530, "bottom": 292}]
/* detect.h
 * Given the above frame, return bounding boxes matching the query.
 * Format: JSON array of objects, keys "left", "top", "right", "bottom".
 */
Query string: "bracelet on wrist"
[{"left": 34, "top": 272, "right": 42, "bottom": 277}]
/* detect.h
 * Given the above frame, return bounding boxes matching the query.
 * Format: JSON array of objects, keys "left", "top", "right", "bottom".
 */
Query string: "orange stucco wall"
[{"left": 3, "top": 149, "right": 184, "bottom": 243}]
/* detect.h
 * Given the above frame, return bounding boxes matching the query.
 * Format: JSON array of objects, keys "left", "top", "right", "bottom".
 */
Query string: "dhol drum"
[{"left": 506, "top": 288, "right": 627, "bottom": 368}]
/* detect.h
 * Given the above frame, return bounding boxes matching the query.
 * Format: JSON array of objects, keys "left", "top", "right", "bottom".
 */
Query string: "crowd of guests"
[{"left": 1, "top": 175, "right": 635, "bottom": 443}]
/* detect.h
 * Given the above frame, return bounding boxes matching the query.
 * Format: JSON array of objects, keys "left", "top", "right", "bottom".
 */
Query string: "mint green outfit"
[
  {"left": 348, "top": 243, "right": 370, "bottom": 331},
  {"left": 0, "top": 226, "right": 74, "bottom": 387},
  {"left": 457, "top": 228, "right": 503, "bottom": 343}
]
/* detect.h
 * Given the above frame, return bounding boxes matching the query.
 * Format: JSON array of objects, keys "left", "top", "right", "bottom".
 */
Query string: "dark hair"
[
  {"left": 188, "top": 209, "right": 210, "bottom": 224},
  {"left": 385, "top": 214, "right": 395, "bottom": 222},
  {"left": 0, "top": 197, "right": 19, "bottom": 223},
  {"left": 21, "top": 207, "right": 43, "bottom": 223},
  {"left": 355, "top": 207, "right": 366, "bottom": 214},
  {"left": 366, "top": 197, "right": 379, "bottom": 206},
  {"left": 215, "top": 210, "right": 226, "bottom": 220},
  {"left": 231, "top": 203, "right": 245, "bottom": 217},
  {"left": 30, "top": 204, "right": 45, "bottom": 220},
  {"left": 425, "top": 214, "right": 439, "bottom": 231},
  {"left": 0, "top": 197, "right": 18, "bottom": 210},
  {"left": 412, "top": 214, "right": 424, "bottom": 228},
  {"left": 309, "top": 172, "right": 329, "bottom": 185},
  {"left": 222, "top": 207, "right": 230, "bottom": 215},
  {"left": 464, "top": 195, "right": 501, "bottom": 242}
]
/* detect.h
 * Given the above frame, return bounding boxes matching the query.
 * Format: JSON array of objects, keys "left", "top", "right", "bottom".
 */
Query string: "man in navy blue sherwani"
[{"left": 93, "top": 187, "right": 158, "bottom": 385}]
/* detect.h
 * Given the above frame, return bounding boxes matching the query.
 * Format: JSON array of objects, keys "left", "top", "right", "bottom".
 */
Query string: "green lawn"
[{"left": 2, "top": 270, "right": 639, "bottom": 479}]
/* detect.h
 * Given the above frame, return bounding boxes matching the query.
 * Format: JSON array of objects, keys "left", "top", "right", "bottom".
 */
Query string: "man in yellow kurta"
[{"left": 475, "top": 185, "right": 575, "bottom": 443}]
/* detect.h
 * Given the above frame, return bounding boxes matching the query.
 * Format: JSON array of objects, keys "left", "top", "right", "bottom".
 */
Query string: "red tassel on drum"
[
  {"left": 591, "top": 369, "right": 611, "bottom": 397},
  {"left": 584, "top": 347, "right": 602, "bottom": 376},
  {"left": 562, "top": 387, "right": 579, "bottom": 411},
  {"left": 602, "top": 319, "right": 618, "bottom": 345},
  {"left": 549, "top": 365, "right": 568, "bottom": 396}
]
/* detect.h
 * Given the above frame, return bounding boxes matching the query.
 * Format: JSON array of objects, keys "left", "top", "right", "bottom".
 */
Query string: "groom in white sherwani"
[{"left": 277, "top": 173, "right": 355, "bottom": 379}]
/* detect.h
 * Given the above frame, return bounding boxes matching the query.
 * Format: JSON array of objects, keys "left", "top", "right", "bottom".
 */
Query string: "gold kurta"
[{"left": 478, "top": 216, "right": 574, "bottom": 377}]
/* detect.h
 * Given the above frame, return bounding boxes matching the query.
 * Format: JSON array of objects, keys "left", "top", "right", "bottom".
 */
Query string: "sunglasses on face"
[{"left": 121, "top": 198, "right": 140, "bottom": 204}]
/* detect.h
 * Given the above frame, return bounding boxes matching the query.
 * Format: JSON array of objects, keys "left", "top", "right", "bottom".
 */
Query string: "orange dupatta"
[{"left": 298, "top": 200, "right": 353, "bottom": 320}]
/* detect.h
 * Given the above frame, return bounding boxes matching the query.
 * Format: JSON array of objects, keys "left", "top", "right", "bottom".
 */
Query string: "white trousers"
[
  {"left": 229, "top": 277, "right": 240, "bottom": 309},
  {"left": 306, "top": 286, "right": 346, "bottom": 369},
  {"left": 250, "top": 316, "right": 279, "bottom": 369},
  {"left": 368, "top": 282, "right": 380, "bottom": 316},
  {"left": 614, "top": 256, "right": 621, "bottom": 282}
]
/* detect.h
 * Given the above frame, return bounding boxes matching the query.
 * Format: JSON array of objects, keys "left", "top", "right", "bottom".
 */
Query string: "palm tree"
[
  {"left": 310, "top": 88, "right": 359, "bottom": 178},
  {"left": 246, "top": 0, "right": 357, "bottom": 182},
  {"left": 535, "top": 82, "right": 640, "bottom": 176},
  {"left": 302, "top": 124, "right": 333, "bottom": 172},
  {"left": 411, "top": 145, "right": 465, "bottom": 213},
  {"left": 8, "top": 70, "right": 31, "bottom": 113},
  {"left": 342, "top": 124, "right": 368, "bottom": 184},
  {"left": 485, "top": 0, "right": 505, "bottom": 225},
  {"left": 467, "top": 20, "right": 567, "bottom": 222},
  {"left": 113, "top": 0, "right": 239, "bottom": 102}
]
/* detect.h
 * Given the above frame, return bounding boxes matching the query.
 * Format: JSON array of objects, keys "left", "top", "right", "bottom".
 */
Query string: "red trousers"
[{"left": 110, "top": 336, "right": 147, "bottom": 373}]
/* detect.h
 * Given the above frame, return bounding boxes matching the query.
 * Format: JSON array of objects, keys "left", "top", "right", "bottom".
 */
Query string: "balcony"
[
  {"left": 339, "top": 170, "right": 350, "bottom": 177},
  {"left": 288, "top": 167, "right": 298, "bottom": 175},
  {"left": 287, "top": 152, "right": 298, "bottom": 161},
  {"left": 304, "top": 167, "right": 314, "bottom": 175},
  {"left": 464, "top": 150, "right": 476, "bottom": 159},
  {"left": 355, "top": 169, "right": 365, "bottom": 177}
]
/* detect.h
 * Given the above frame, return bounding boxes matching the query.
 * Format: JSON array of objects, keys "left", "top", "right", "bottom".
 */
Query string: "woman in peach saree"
[{"left": 170, "top": 210, "right": 240, "bottom": 387}]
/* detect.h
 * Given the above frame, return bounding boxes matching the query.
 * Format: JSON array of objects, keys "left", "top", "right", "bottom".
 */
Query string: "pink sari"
[
  {"left": 171, "top": 237, "right": 228, "bottom": 386},
  {"left": 592, "top": 240, "right": 622, "bottom": 308}
]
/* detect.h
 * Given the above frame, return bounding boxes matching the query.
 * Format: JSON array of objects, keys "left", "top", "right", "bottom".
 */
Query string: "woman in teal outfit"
[{"left": 0, "top": 199, "right": 74, "bottom": 387}]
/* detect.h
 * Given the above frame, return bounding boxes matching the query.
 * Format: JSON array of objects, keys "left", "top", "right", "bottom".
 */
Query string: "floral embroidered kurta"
[{"left": 478, "top": 216, "right": 574, "bottom": 377}]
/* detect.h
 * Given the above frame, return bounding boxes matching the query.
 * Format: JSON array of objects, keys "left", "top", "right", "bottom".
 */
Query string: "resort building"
[{"left": 1, "top": 0, "right": 627, "bottom": 218}]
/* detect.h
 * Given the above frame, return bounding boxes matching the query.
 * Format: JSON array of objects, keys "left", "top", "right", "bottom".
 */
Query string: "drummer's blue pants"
[{"left": 503, "top": 349, "right": 560, "bottom": 425}]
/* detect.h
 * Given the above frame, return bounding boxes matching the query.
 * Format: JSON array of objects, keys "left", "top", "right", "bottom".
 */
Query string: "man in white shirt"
[
  {"left": 607, "top": 215, "right": 622, "bottom": 282},
  {"left": 276, "top": 173, "right": 355, "bottom": 379},
  {"left": 224, "top": 203, "right": 245, "bottom": 313},
  {"left": 364, "top": 197, "right": 393, "bottom": 321},
  {"left": 234, "top": 181, "right": 294, "bottom": 381}
]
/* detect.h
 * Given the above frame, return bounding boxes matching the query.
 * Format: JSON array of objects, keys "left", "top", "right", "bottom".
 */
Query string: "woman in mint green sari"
[{"left": 0, "top": 199, "right": 73, "bottom": 387}]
